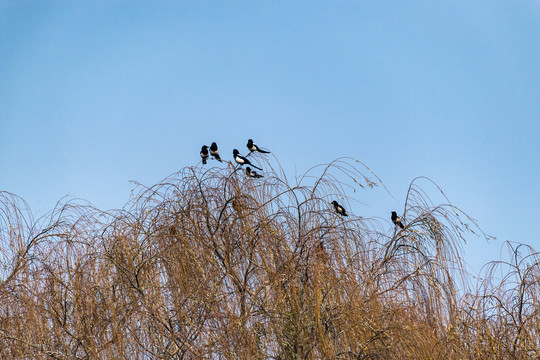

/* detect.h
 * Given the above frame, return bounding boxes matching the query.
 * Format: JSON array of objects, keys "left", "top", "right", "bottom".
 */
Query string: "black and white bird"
[
  {"left": 246, "top": 167, "right": 263, "bottom": 178},
  {"left": 247, "top": 139, "right": 270, "bottom": 154},
  {"left": 391, "top": 211, "right": 405, "bottom": 229},
  {"left": 200, "top": 145, "right": 209, "bottom": 165},
  {"left": 233, "top": 149, "right": 262, "bottom": 170},
  {"left": 210, "top": 142, "right": 222, "bottom": 162},
  {"left": 332, "top": 201, "right": 348, "bottom": 216}
]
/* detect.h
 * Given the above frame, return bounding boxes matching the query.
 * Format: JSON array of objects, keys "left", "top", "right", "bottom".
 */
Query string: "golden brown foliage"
[{"left": 0, "top": 159, "right": 538, "bottom": 359}]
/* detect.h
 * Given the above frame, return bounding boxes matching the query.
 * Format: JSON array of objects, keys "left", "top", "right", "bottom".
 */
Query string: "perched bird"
[
  {"left": 200, "top": 145, "right": 209, "bottom": 165},
  {"left": 247, "top": 139, "right": 270, "bottom": 154},
  {"left": 210, "top": 142, "right": 222, "bottom": 162},
  {"left": 246, "top": 167, "right": 263, "bottom": 178},
  {"left": 332, "top": 200, "right": 348, "bottom": 216},
  {"left": 233, "top": 149, "right": 262, "bottom": 170},
  {"left": 391, "top": 211, "right": 405, "bottom": 229}
]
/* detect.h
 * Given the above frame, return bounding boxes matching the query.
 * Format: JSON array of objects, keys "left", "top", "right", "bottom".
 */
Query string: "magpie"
[
  {"left": 246, "top": 167, "right": 263, "bottom": 178},
  {"left": 200, "top": 145, "right": 209, "bottom": 165},
  {"left": 210, "top": 142, "right": 222, "bottom": 162},
  {"left": 247, "top": 139, "right": 270, "bottom": 154},
  {"left": 391, "top": 211, "right": 405, "bottom": 229},
  {"left": 332, "top": 201, "right": 348, "bottom": 216},
  {"left": 233, "top": 149, "right": 262, "bottom": 170}
]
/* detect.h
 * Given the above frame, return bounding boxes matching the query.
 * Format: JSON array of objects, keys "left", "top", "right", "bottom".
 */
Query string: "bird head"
[
  {"left": 201, "top": 145, "right": 208, "bottom": 150},
  {"left": 246, "top": 167, "right": 251, "bottom": 172},
  {"left": 233, "top": 149, "right": 239, "bottom": 155},
  {"left": 391, "top": 211, "right": 397, "bottom": 216},
  {"left": 332, "top": 201, "right": 338, "bottom": 206}
]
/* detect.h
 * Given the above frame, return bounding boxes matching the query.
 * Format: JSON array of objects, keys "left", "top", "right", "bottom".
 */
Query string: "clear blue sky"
[{"left": 1, "top": 1, "right": 539, "bottom": 275}]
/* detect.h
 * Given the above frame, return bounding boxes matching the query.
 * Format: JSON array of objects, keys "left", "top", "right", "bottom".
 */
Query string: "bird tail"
[
  {"left": 251, "top": 164, "right": 263, "bottom": 171},
  {"left": 202, "top": 159, "right": 207, "bottom": 165},
  {"left": 215, "top": 155, "right": 223, "bottom": 162},
  {"left": 399, "top": 222, "right": 404, "bottom": 229},
  {"left": 258, "top": 149, "right": 271, "bottom": 154}
]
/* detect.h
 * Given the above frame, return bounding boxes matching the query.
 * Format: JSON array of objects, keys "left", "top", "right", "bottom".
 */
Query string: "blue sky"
[{"left": 1, "top": 1, "right": 539, "bottom": 275}]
